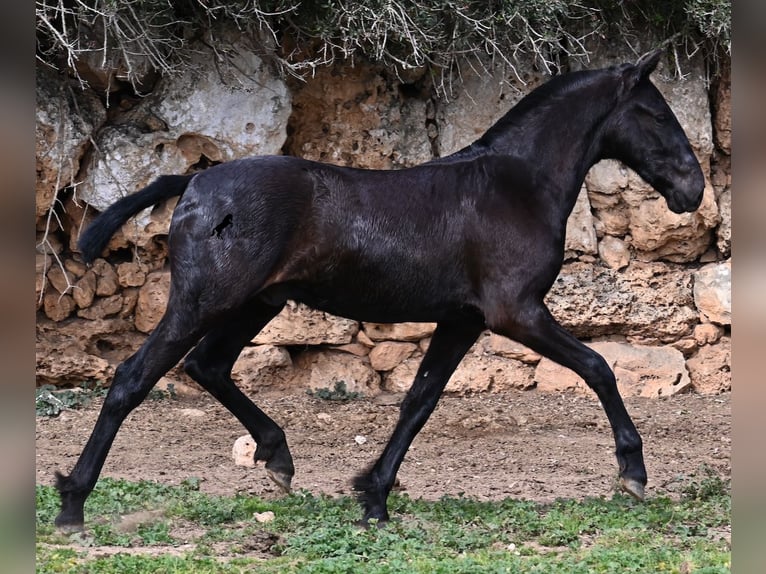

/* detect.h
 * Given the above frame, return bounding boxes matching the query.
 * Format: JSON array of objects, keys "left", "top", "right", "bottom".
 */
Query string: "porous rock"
[
  {"left": 254, "top": 301, "right": 359, "bottom": 346},
  {"left": 693, "top": 260, "right": 731, "bottom": 326},
  {"left": 534, "top": 341, "right": 692, "bottom": 398},
  {"left": 686, "top": 337, "right": 731, "bottom": 394},
  {"left": 294, "top": 350, "right": 380, "bottom": 396}
]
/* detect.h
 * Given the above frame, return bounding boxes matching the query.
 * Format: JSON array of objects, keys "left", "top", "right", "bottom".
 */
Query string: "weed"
[
  {"left": 307, "top": 381, "right": 364, "bottom": 402},
  {"left": 35, "top": 382, "right": 106, "bottom": 417}
]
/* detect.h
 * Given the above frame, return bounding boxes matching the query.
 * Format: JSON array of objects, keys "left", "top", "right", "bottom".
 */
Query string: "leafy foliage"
[{"left": 307, "top": 380, "right": 364, "bottom": 402}]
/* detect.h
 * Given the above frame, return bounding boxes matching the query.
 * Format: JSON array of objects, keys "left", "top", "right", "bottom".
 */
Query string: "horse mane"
[{"left": 480, "top": 66, "right": 623, "bottom": 144}]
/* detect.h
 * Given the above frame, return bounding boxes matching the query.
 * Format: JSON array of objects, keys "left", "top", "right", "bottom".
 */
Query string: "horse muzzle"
[{"left": 666, "top": 162, "right": 705, "bottom": 214}]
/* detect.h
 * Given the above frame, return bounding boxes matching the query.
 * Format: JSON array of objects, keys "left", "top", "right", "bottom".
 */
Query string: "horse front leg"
[
  {"left": 489, "top": 303, "right": 647, "bottom": 500},
  {"left": 353, "top": 320, "right": 484, "bottom": 525}
]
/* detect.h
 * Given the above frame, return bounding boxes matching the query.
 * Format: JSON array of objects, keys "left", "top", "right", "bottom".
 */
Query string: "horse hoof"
[
  {"left": 55, "top": 520, "right": 85, "bottom": 534},
  {"left": 620, "top": 477, "right": 645, "bottom": 501},
  {"left": 266, "top": 469, "right": 293, "bottom": 493}
]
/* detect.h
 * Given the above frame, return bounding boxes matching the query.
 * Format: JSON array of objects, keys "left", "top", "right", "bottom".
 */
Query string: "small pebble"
[{"left": 254, "top": 511, "right": 275, "bottom": 523}]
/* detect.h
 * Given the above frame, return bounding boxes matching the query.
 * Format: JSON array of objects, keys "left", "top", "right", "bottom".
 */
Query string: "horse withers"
[{"left": 54, "top": 49, "right": 704, "bottom": 529}]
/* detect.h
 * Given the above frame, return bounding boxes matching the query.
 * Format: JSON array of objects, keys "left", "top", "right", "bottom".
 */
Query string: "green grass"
[{"left": 36, "top": 471, "right": 730, "bottom": 573}]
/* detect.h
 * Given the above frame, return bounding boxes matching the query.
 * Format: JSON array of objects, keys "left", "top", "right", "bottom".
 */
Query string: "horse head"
[{"left": 602, "top": 49, "right": 705, "bottom": 214}]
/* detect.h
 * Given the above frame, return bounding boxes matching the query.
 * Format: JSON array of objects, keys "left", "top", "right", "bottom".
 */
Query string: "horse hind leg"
[
  {"left": 54, "top": 300, "right": 206, "bottom": 531},
  {"left": 183, "top": 300, "right": 294, "bottom": 492}
]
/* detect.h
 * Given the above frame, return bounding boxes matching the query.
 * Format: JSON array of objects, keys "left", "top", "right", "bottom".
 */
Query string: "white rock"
[
  {"left": 232, "top": 434, "right": 256, "bottom": 468},
  {"left": 254, "top": 511, "right": 275, "bottom": 523}
]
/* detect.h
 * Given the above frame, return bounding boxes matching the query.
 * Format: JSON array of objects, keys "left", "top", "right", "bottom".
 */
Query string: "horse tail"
[{"left": 78, "top": 174, "right": 195, "bottom": 264}]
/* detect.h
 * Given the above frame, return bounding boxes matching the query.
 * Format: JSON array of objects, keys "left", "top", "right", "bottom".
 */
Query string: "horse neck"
[{"left": 474, "top": 77, "right": 619, "bottom": 221}]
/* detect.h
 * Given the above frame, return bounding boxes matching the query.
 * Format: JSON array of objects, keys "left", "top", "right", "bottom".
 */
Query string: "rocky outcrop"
[
  {"left": 35, "top": 67, "right": 107, "bottom": 219},
  {"left": 35, "top": 46, "right": 731, "bottom": 398}
]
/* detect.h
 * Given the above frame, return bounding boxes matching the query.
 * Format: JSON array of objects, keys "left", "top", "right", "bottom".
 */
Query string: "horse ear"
[
  {"left": 636, "top": 49, "right": 663, "bottom": 78},
  {"left": 620, "top": 49, "right": 663, "bottom": 94}
]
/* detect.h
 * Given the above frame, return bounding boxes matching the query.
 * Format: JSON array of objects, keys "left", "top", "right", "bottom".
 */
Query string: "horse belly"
[{"left": 277, "top": 250, "right": 479, "bottom": 324}]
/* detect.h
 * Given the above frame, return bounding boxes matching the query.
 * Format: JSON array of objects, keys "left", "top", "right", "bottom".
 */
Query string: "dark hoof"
[
  {"left": 620, "top": 477, "right": 646, "bottom": 501},
  {"left": 54, "top": 516, "right": 85, "bottom": 534},
  {"left": 266, "top": 469, "right": 293, "bottom": 493}
]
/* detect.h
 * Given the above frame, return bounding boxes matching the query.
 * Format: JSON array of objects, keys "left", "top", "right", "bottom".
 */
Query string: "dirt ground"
[{"left": 35, "top": 388, "right": 731, "bottom": 505}]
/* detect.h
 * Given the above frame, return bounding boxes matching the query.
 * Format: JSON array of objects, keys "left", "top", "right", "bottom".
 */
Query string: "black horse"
[{"left": 54, "top": 49, "right": 703, "bottom": 529}]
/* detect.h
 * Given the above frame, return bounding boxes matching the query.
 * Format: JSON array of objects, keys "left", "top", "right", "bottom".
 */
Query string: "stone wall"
[{"left": 35, "top": 38, "right": 731, "bottom": 397}]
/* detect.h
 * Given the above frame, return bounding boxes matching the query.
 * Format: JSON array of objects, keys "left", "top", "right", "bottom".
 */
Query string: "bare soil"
[{"left": 35, "top": 389, "right": 731, "bottom": 505}]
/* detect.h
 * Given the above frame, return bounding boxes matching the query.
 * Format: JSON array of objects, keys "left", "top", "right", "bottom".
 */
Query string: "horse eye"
[{"left": 655, "top": 112, "right": 670, "bottom": 123}]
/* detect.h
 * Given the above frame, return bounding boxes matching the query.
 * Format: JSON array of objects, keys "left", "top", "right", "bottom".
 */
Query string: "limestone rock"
[
  {"left": 76, "top": 294, "right": 123, "bottom": 320},
  {"left": 35, "top": 68, "right": 106, "bottom": 218},
  {"left": 586, "top": 160, "right": 630, "bottom": 197},
  {"left": 384, "top": 353, "right": 534, "bottom": 394},
  {"left": 363, "top": 322, "right": 437, "bottom": 342},
  {"left": 534, "top": 342, "right": 692, "bottom": 398},
  {"left": 693, "top": 323, "right": 723, "bottom": 346},
  {"left": 476, "top": 333, "right": 540, "bottom": 363},
  {"left": 147, "top": 36, "right": 291, "bottom": 162},
  {"left": 449, "top": 355, "right": 535, "bottom": 393},
  {"left": 233, "top": 435, "right": 257, "bottom": 468},
  {"left": 295, "top": 350, "right": 380, "bottom": 396},
  {"left": 687, "top": 337, "right": 731, "bottom": 394},
  {"left": 332, "top": 343, "right": 371, "bottom": 357},
  {"left": 545, "top": 261, "right": 697, "bottom": 343},
  {"left": 76, "top": 124, "right": 190, "bottom": 221},
  {"left": 713, "top": 61, "right": 731, "bottom": 154},
  {"left": 73, "top": 270, "right": 97, "bottom": 309},
  {"left": 35, "top": 316, "right": 145, "bottom": 386},
  {"left": 92, "top": 259, "right": 119, "bottom": 297},
  {"left": 598, "top": 236, "right": 631, "bottom": 270},
  {"left": 383, "top": 357, "right": 420, "bottom": 393},
  {"left": 286, "top": 62, "right": 431, "bottom": 168},
  {"left": 435, "top": 59, "right": 539, "bottom": 156},
  {"left": 254, "top": 301, "right": 359, "bottom": 346},
  {"left": 231, "top": 345, "right": 293, "bottom": 390},
  {"left": 47, "top": 266, "right": 75, "bottom": 295},
  {"left": 35, "top": 349, "right": 112, "bottom": 386},
  {"left": 135, "top": 271, "right": 170, "bottom": 333},
  {"left": 693, "top": 260, "right": 731, "bottom": 326},
  {"left": 565, "top": 187, "right": 598, "bottom": 256},
  {"left": 369, "top": 342, "right": 418, "bottom": 372},
  {"left": 43, "top": 292, "right": 75, "bottom": 322},
  {"left": 629, "top": 182, "right": 720, "bottom": 262},
  {"left": 716, "top": 189, "right": 731, "bottom": 257},
  {"left": 116, "top": 262, "right": 148, "bottom": 288}
]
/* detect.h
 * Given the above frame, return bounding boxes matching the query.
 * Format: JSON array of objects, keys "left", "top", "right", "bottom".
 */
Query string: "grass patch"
[{"left": 36, "top": 470, "right": 730, "bottom": 573}]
